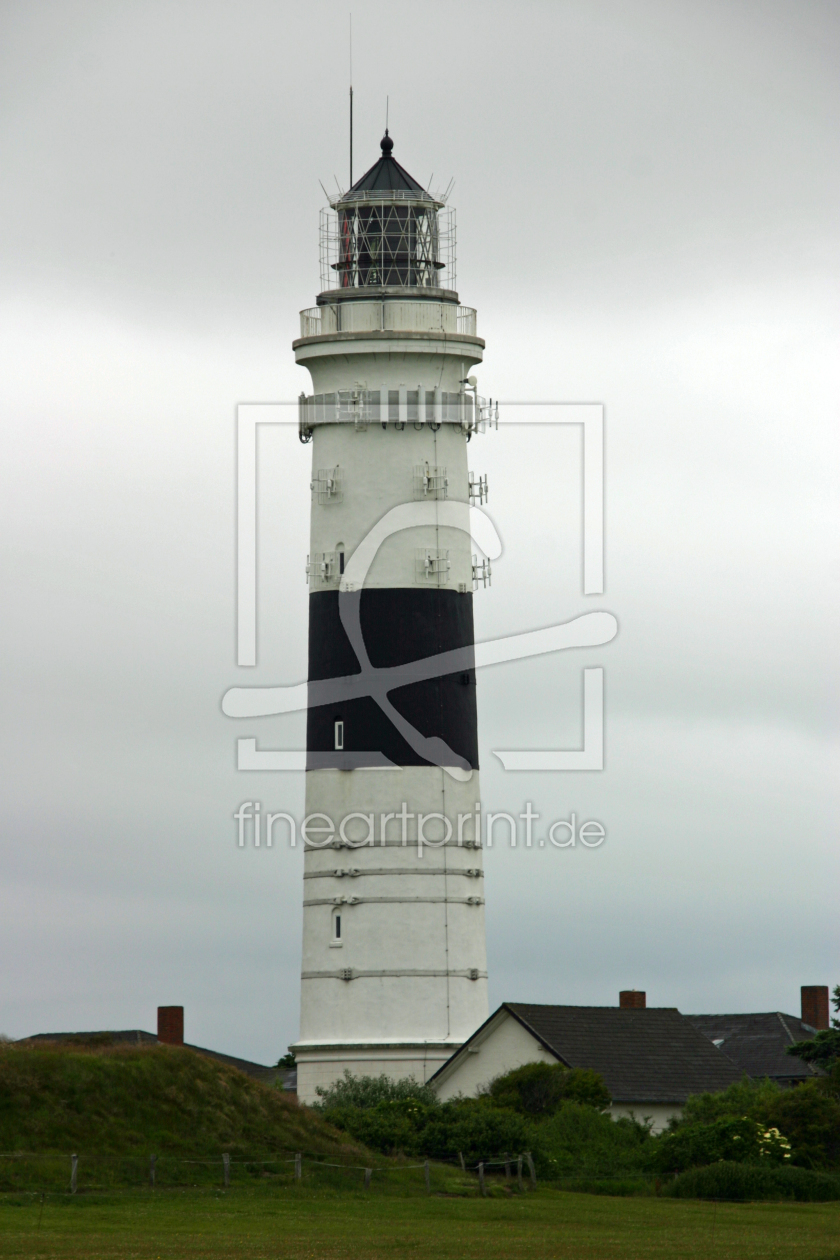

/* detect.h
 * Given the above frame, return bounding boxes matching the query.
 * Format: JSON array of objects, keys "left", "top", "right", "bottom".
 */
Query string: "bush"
[
  {"left": 316, "top": 1068, "right": 633, "bottom": 1175},
  {"left": 537, "top": 1105, "right": 653, "bottom": 1178},
  {"left": 317, "top": 1101, "right": 426, "bottom": 1157},
  {"left": 318, "top": 1095, "right": 534, "bottom": 1165},
  {"left": 765, "top": 1080, "right": 840, "bottom": 1169},
  {"left": 677, "top": 1077, "right": 782, "bottom": 1126},
  {"left": 313, "top": 1071, "right": 438, "bottom": 1111},
  {"left": 664, "top": 1161, "right": 840, "bottom": 1202},
  {"left": 664, "top": 1073, "right": 840, "bottom": 1170},
  {"left": 486, "top": 1062, "right": 611, "bottom": 1116},
  {"left": 654, "top": 1116, "right": 792, "bottom": 1173},
  {"left": 420, "top": 1102, "right": 534, "bottom": 1166}
]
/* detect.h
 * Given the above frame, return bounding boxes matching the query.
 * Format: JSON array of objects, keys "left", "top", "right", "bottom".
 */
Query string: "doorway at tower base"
[{"left": 292, "top": 1040, "right": 466, "bottom": 1105}]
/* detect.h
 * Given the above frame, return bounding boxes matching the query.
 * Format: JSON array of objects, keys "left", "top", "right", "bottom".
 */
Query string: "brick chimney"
[
  {"left": 620, "top": 990, "right": 646, "bottom": 1009},
  {"left": 157, "top": 1006, "right": 184, "bottom": 1045},
  {"left": 801, "top": 986, "right": 829, "bottom": 1031}
]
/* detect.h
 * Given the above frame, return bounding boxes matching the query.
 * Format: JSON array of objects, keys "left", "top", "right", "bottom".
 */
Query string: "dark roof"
[
  {"left": 17, "top": 1030, "right": 292, "bottom": 1089},
  {"left": 343, "top": 131, "right": 427, "bottom": 197},
  {"left": 432, "top": 1003, "right": 744, "bottom": 1104},
  {"left": 687, "top": 1013, "right": 825, "bottom": 1082}
]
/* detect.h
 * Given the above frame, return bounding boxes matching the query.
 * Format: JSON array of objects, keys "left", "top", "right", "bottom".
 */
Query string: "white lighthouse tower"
[{"left": 291, "top": 133, "right": 493, "bottom": 1104}]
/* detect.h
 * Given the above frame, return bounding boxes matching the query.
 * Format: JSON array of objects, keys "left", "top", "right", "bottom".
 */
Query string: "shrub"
[
  {"left": 316, "top": 1102, "right": 424, "bottom": 1156},
  {"left": 318, "top": 1096, "right": 534, "bottom": 1164},
  {"left": 664, "top": 1161, "right": 840, "bottom": 1202},
  {"left": 486, "top": 1062, "right": 611, "bottom": 1116},
  {"left": 666, "top": 1073, "right": 840, "bottom": 1170},
  {"left": 654, "top": 1116, "right": 791, "bottom": 1173},
  {"left": 765, "top": 1080, "right": 840, "bottom": 1169},
  {"left": 677, "top": 1077, "right": 782, "bottom": 1126},
  {"left": 537, "top": 1104, "right": 653, "bottom": 1178},
  {"left": 313, "top": 1071, "right": 438, "bottom": 1111},
  {"left": 421, "top": 1102, "right": 534, "bottom": 1165}
]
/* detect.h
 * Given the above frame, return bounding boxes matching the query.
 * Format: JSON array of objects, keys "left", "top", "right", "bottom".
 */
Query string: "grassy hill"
[{"left": 0, "top": 1040, "right": 360, "bottom": 1161}]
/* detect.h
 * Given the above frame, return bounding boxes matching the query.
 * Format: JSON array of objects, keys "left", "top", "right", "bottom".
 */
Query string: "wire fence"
[
  {"left": 0, "top": 1154, "right": 814, "bottom": 1207},
  {"left": 0, "top": 1149, "right": 538, "bottom": 1199}
]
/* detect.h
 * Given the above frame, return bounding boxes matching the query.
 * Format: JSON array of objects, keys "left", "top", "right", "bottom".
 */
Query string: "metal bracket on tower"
[
  {"left": 298, "top": 392, "right": 313, "bottom": 443},
  {"left": 472, "top": 556, "right": 492, "bottom": 589},
  {"left": 311, "top": 466, "right": 343, "bottom": 504},
  {"left": 416, "top": 548, "right": 451, "bottom": 585},
  {"left": 351, "top": 389, "right": 369, "bottom": 430},
  {"left": 306, "top": 552, "right": 339, "bottom": 586},
  {"left": 468, "top": 472, "right": 488, "bottom": 505},
  {"left": 414, "top": 464, "right": 448, "bottom": 500}
]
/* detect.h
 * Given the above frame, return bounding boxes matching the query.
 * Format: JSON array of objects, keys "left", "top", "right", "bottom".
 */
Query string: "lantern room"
[{"left": 320, "top": 132, "right": 456, "bottom": 293}]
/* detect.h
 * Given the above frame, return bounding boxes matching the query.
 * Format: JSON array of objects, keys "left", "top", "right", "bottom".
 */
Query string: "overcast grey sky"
[{"left": 1, "top": 0, "right": 837, "bottom": 1065}]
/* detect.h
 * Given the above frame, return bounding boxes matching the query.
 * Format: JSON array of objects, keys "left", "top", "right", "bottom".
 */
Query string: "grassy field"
[{"left": 1, "top": 1186, "right": 839, "bottom": 1260}]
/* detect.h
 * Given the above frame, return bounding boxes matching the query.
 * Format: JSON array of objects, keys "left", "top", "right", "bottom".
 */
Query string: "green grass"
[
  {"left": 0, "top": 1042, "right": 365, "bottom": 1165},
  {"left": 1, "top": 1185, "right": 839, "bottom": 1259}
]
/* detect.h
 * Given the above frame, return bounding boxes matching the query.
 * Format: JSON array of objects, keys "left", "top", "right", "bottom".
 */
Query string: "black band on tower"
[{"left": 306, "top": 588, "right": 479, "bottom": 769}]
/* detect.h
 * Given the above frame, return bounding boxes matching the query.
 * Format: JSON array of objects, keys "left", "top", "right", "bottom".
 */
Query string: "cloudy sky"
[{"left": 1, "top": 0, "right": 837, "bottom": 1065}]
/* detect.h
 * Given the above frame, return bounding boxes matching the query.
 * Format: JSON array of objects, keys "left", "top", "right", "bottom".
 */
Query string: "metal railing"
[
  {"left": 328, "top": 188, "right": 445, "bottom": 209},
  {"left": 299, "top": 305, "right": 476, "bottom": 339},
  {"left": 300, "top": 308, "right": 321, "bottom": 337},
  {"left": 456, "top": 306, "right": 477, "bottom": 336}
]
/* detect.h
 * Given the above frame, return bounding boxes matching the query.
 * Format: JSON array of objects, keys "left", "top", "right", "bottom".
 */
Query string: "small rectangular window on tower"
[
  {"left": 330, "top": 907, "right": 343, "bottom": 946},
  {"left": 334, "top": 720, "right": 344, "bottom": 751}
]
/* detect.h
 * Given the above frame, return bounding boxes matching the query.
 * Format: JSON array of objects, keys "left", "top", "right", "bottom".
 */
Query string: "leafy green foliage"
[
  {"left": 313, "top": 1071, "right": 438, "bottom": 1111},
  {"left": 677, "top": 1076, "right": 781, "bottom": 1126},
  {"left": 664, "top": 1160, "right": 840, "bottom": 1202},
  {"left": 315, "top": 1065, "right": 627, "bottom": 1175},
  {"left": 654, "top": 1116, "right": 792, "bottom": 1173},
  {"left": 486, "top": 1062, "right": 611, "bottom": 1116},
  {"left": 788, "top": 984, "right": 840, "bottom": 1067},
  {"left": 764, "top": 1079, "right": 840, "bottom": 1169},
  {"left": 536, "top": 1105, "right": 652, "bottom": 1178},
  {"left": 666, "top": 1073, "right": 840, "bottom": 1170}
]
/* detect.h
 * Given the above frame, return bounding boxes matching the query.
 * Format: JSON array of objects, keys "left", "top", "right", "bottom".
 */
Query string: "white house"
[{"left": 429, "top": 998, "right": 744, "bottom": 1133}]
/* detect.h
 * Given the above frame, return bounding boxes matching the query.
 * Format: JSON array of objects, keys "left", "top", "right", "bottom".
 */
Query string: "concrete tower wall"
[{"left": 290, "top": 143, "right": 491, "bottom": 1104}]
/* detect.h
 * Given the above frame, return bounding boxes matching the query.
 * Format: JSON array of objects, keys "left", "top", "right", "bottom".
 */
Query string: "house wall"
[{"left": 433, "top": 1010, "right": 552, "bottom": 1099}]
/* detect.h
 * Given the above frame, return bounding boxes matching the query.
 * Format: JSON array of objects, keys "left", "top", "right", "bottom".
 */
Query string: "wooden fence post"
[
  {"left": 458, "top": 1151, "right": 465, "bottom": 1172},
  {"left": 517, "top": 1155, "right": 523, "bottom": 1191},
  {"left": 424, "top": 1160, "right": 430, "bottom": 1193},
  {"left": 525, "top": 1151, "right": 537, "bottom": 1187},
  {"left": 364, "top": 1167, "right": 372, "bottom": 1189},
  {"left": 294, "top": 1153, "right": 302, "bottom": 1181},
  {"left": 222, "top": 1153, "right": 230, "bottom": 1188},
  {"left": 478, "top": 1162, "right": 486, "bottom": 1197},
  {"left": 69, "top": 1154, "right": 78, "bottom": 1195},
  {"left": 150, "top": 1154, "right": 156, "bottom": 1189}
]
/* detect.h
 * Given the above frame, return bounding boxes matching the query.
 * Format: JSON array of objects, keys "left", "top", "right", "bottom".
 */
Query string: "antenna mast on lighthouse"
[{"left": 349, "top": 14, "right": 353, "bottom": 185}]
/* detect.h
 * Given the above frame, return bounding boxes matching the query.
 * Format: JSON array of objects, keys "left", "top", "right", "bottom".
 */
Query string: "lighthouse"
[{"left": 291, "top": 133, "right": 493, "bottom": 1103}]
